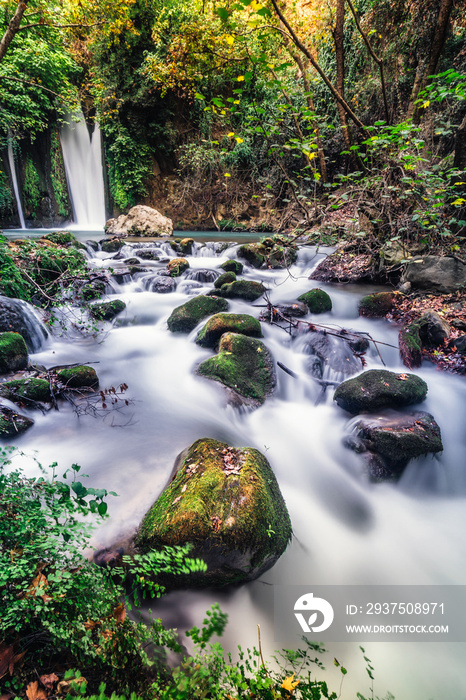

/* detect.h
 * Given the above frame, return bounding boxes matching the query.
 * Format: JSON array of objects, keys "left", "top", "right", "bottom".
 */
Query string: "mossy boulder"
[
  {"left": 196, "top": 313, "right": 263, "bottom": 348},
  {"left": 352, "top": 411, "right": 443, "bottom": 481},
  {"left": 0, "top": 406, "right": 34, "bottom": 437},
  {"left": 334, "top": 369, "right": 427, "bottom": 414},
  {"left": 238, "top": 238, "right": 298, "bottom": 270},
  {"left": 298, "top": 289, "right": 332, "bottom": 313},
  {"left": 399, "top": 310, "right": 451, "bottom": 368},
  {"left": 167, "top": 296, "right": 229, "bottom": 333},
  {"left": 41, "top": 231, "right": 77, "bottom": 246},
  {"left": 237, "top": 244, "right": 265, "bottom": 269},
  {"left": 215, "top": 280, "right": 267, "bottom": 302},
  {"left": 90, "top": 300, "right": 126, "bottom": 321},
  {"left": 101, "top": 238, "right": 124, "bottom": 253},
  {"left": 57, "top": 365, "right": 99, "bottom": 389},
  {"left": 135, "top": 437, "right": 292, "bottom": 586},
  {"left": 0, "top": 377, "right": 51, "bottom": 402},
  {"left": 359, "top": 292, "right": 394, "bottom": 318},
  {"left": 179, "top": 238, "right": 194, "bottom": 255},
  {"left": 219, "top": 259, "right": 243, "bottom": 275},
  {"left": 167, "top": 258, "right": 189, "bottom": 277},
  {"left": 214, "top": 271, "right": 236, "bottom": 289},
  {"left": 197, "top": 332, "right": 276, "bottom": 405},
  {"left": 0, "top": 332, "right": 28, "bottom": 374}
]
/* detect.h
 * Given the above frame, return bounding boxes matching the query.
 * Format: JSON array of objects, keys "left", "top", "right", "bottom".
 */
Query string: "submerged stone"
[
  {"left": 167, "top": 295, "right": 229, "bottom": 333},
  {"left": 57, "top": 365, "right": 99, "bottom": 389},
  {"left": 0, "top": 406, "right": 34, "bottom": 437},
  {"left": 334, "top": 369, "right": 427, "bottom": 414},
  {"left": 196, "top": 313, "right": 262, "bottom": 348},
  {"left": 135, "top": 437, "right": 292, "bottom": 586},
  {"left": 90, "top": 300, "right": 126, "bottom": 321},
  {"left": 197, "top": 332, "right": 275, "bottom": 405},
  {"left": 0, "top": 332, "right": 28, "bottom": 374},
  {"left": 298, "top": 288, "right": 332, "bottom": 313}
]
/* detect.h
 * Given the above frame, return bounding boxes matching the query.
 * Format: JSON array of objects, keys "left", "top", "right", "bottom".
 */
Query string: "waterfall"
[
  {"left": 7, "top": 134, "right": 26, "bottom": 229},
  {"left": 60, "top": 110, "right": 106, "bottom": 229}
]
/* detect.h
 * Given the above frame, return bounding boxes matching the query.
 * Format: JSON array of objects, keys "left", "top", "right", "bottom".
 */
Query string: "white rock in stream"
[{"left": 105, "top": 205, "right": 173, "bottom": 237}]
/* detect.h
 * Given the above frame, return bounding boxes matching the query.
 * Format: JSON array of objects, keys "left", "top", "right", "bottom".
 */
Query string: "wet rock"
[
  {"left": 185, "top": 269, "right": 219, "bottom": 283},
  {"left": 238, "top": 237, "right": 298, "bottom": 269},
  {"left": 0, "top": 377, "right": 51, "bottom": 402},
  {"left": 197, "top": 332, "right": 275, "bottom": 405},
  {"left": 359, "top": 292, "right": 394, "bottom": 317},
  {"left": 76, "top": 278, "right": 107, "bottom": 301},
  {"left": 0, "top": 297, "right": 47, "bottom": 352},
  {"left": 149, "top": 276, "right": 177, "bottom": 293},
  {"left": 237, "top": 243, "right": 265, "bottom": 268},
  {"left": 90, "top": 300, "right": 126, "bottom": 321},
  {"left": 167, "top": 257, "right": 189, "bottom": 277},
  {"left": 135, "top": 437, "right": 292, "bottom": 586},
  {"left": 179, "top": 237, "right": 194, "bottom": 255},
  {"left": 310, "top": 246, "right": 377, "bottom": 283},
  {"left": 124, "top": 257, "right": 141, "bottom": 265},
  {"left": 400, "top": 256, "right": 466, "bottom": 293},
  {"left": 352, "top": 411, "right": 443, "bottom": 481},
  {"left": 215, "top": 279, "right": 267, "bottom": 301},
  {"left": 303, "top": 330, "right": 363, "bottom": 379},
  {"left": 0, "top": 405, "right": 34, "bottom": 437},
  {"left": 275, "top": 301, "right": 308, "bottom": 317},
  {"left": 298, "top": 288, "right": 332, "bottom": 313},
  {"left": 379, "top": 240, "right": 412, "bottom": 269},
  {"left": 134, "top": 249, "right": 160, "bottom": 261},
  {"left": 219, "top": 259, "right": 243, "bottom": 274},
  {"left": 57, "top": 365, "right": 99, "bottom": 389},
  {"left": 449, "top": 335, "right": 466, "bottom": 354},
  {"left": 101, "top": 238, "right": 124, "bottom": 253},
  {"left": 105, "top": 205, "right": 173, "bottom": 237},
  {"left": 334, "top": 369, "right": 427, "bottom": 414},
  {"left": 196, "top": 313, "right": 262, "bottom": 348},
  {"left": 0, "top": 332, "right": 28, "bottom": 373},
  {"left": 167, "top": 295, "right": 229, "bottom": 333},
  {"left": 399, "top": 310, "right": 451, "bottom": 368},
  {"left": 214, "top": 271, "right": 236, "bottom": 288}
]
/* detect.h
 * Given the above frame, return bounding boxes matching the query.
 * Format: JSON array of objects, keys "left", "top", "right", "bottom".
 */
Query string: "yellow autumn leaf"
[
  {"left": 228, "top": 132, "right": 235, "bottom": 137},
  {"left": 233, "top": 100, "right": 240, "bottom": 104},
  {"left": 237, "top": 75, "right": 245, "bottom": 81},
  {"left": 235, "top": 137, "right": 244, "bottom": 143},
  {"left": 225, "top": 34, "right": 234, "bottom": 45},
  {"left": 281, "top": 673, "right": 300, "bottom": 692},
  {"left": 224, "top": 173, "right": 231, "bottom": 177}
]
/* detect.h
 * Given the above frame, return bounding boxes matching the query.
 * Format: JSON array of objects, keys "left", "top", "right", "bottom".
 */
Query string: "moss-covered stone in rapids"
[
  {"left": 1, "top": 377, "right": 51, "bottom": 402},
  {"left": 167, "top": 295, "right": 229, "bottom": 333},
  {"left": 167, "top": 257, "right": 189, "bottom": 277},
  {"left": 41, "top": 231, "right": 77, "bottom": 246},
  {"left": 0, "top": 332, "right": 28, "bottom": 373},
  {"left": 359, "top": 292, "right": 394, "bottom": 318},
  {"left": 298, "top": 288, "right": 332, "bottom": 313},
  {"left": 214, "top": 271, "right": 236, "bottom": 288},
  {"left": 216, "top": 279, "right": 267, "bottom": 301},
  {"left": 179, "top": 237, "right": 194, "bottom": 255},
  {"left": 334, "top": 369, "right": 428, "bottom": 414},
  {"left": 219, "top": 259, "right": 243, "bottom": 274},
  {"left": 196, "top": 313, "right": 262, "bottom": 348},
  {"left": 90, "top": 300, "right": 126, "bottom": 321},
  {"left": 101, "top": 238, "right": 124, "bottom": 253},
  {"left": 197, "top": 332, "right": 275, "bottom": 404},
  {"left": 135, "top": 437, "right": 292, "bottom": 586},
  {"left": 0, "top": 406, "right": 34, "bottom": 437},
  {"left": 57, "top": 365, "right": 99, "bottom": 389}
]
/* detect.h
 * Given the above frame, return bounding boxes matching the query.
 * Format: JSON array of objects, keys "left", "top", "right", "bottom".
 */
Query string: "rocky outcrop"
[
  {"left": 311, "top": 244, "right": 378, "bottom": 283},
  {"left": 135, "top": 438, "right": 292, "bottom": 586},
  {"left": 298, "top": 289, "right": 332, "bottom": 313},
  {"left": 400, "top": 256, "right": 466, "bottom": 293},
  {"left": 0, "top": 406, "right": 34, "bottom": 437},
  {"left": 334, "top": 369, "right": 427, "bottom": 414},
  {"left": 196, "top": 313, "right": 262, "bottom": 348},
  {"left": 197, "top": 332, "right": 276, "bottom": 405},
  {"left": 0, "top": 332, "right": 28, "bottom": 373},
  {"left": 399, "top": 310, "right": 451, "bottom": 368},
  {"left": 167, "top": 296, "right": 229, "bottom": 333},
  {"left": 105, "top": 205, "right": 173, "bottom": 237}
]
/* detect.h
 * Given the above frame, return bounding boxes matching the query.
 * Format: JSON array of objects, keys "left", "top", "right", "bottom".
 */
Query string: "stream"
[{"left": 4, "top": 233, "right": 466, "bottom": 700}]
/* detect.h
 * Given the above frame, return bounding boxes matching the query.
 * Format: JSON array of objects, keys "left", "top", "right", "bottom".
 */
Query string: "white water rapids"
[{"left": 7, "top": 238, "right": 466, "bottom": 700}]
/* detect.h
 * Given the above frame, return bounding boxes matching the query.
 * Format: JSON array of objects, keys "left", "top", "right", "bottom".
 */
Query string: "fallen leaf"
[
  {"left": 26, "top": 681, "right": 47, "bottom": 700},
  {"left": 0, "top": 642, "right": 26, "bottom": 680},
  {"left": 40, "top": 673, "right": 58, "bottom": 691}
]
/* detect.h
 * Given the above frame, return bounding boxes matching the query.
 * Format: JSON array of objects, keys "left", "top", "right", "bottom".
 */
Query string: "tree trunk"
[
  {"left": 0, "top": 0, "right": 29, "bottom": 63},
  {"left": 333, "top": 0, "right": 352, "bottom": 153}
]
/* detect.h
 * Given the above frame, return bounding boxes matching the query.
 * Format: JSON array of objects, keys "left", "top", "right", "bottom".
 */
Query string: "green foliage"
[
  {"left": 23, "top": 157, "right": 42, "bottom": 218},
  {"left": 0, "top": 235, "right": 30, "bottom": 299},
  {"left": 0, "top": 168, "right": 13, "bottom": 216},
  {"left": 50, "top": 130, "right": 72, "bottom": 218},
  {"left": 104, "top": 124, "right": 152, "bottom": 210}
]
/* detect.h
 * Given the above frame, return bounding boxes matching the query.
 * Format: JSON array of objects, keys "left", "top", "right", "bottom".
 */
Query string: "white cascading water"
[
  {"left": 10, "top": 239, "right": 466, "bottom": 700},
  {"left": 7, "top": 133, "right": 26, "bottom": 229},
  {"left": 59, "top": 110, "right": 106, "bottom": 229}
]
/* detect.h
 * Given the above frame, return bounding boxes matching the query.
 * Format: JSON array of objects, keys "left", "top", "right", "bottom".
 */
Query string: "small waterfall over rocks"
[{"left": 0, "top": 296, "right": 48, "bottom": 352}]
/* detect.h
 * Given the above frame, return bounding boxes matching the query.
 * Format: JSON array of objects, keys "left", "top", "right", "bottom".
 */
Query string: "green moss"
[
  {"left": 179, "top": 238, "right": 194, "bottom": 254},
  {"left": 359, "top": 292, "right": 394, "bottom": 318},
  {"left": 167, "top": 257, "right": 189, "bottom": 277},
  {"left": 399, "top": 321, "right": 423, "bottom": 368},
  {"left": 23, "top": 157, "right": 42, "bottom": 218},
  {"left": 196, "top": 313, "right": 262, "bottom": 348},
  {"left": 57, "top": 365, "right": 99, "bottom": 389},
  {"left": 238, "top": 238, "right": 298, "bottom": 270},
  {"left": 214, "top": 271, "right": 236, "bottom": 288},
  {"left": 219, "top": 259, "right": 243, "bottom": 275},
  {"left": 41, "top": 231, "right": 77, "bottom": 246},
  {"left": 0, "top": 406, "right": 34, "bottom": 437},
  {"left": 50, "top": 130, "right": 71, "bottom": 219},
  {"left": 334, "top": 369, "right": 428, "bottom": 414},
  {"left": 237, "top": 244, "right": 265, "bottom": 269},
  {"left": 0, "top": 332, "right": 28, "bottom": 373},
  {"left": 101, "top": 238, "right": 124, "bottom": 253},
  {"left": 167, "top": 295, "right": 229, "bottom": 333},
  {"left": 0, "top": 237, "right": 30, "bottom": 300},
  {"left": 297, "top": 288, "right": 332, "bottom": 313},
  {"left": 90, "top": 300, "right": 126, "bottom": 321},
  {"left": 216, "top": 279, "right": 267, "bottom": 301},
  {"left": 197, "top": 332, "right": 275, "bottom": 404},
  {"left": 136, "top": 437, "right": 292, "bottom": 582},
  {"left": 2, "top": 377, "right": 51, "bottom": 402},
  {"left": 0, "top": 169, "right": 13, "bottom": 217}
]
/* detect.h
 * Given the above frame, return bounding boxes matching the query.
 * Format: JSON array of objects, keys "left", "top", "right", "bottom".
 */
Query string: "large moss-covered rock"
[
  {"left": 90, "top": 300, "right": 126, "bottom": 321},
  {"left": 0, "top": 332, "right": 28, "bottom": 374},
  {"left": 215, "top": 279, "right": 267, "bottom": 301},
  {"left": 0, "top": 377, "right": 51, "bottom": 402},
  {"left": 298, "top": 289, "right": 332, "bottom": 313},
  {"left": 57, "top": 365, "right": 99, "bottom": 389},
  {"left": 197, "top": 332, "right": 275, "bottom": 405},
  {"left": 334, "top": 369, "right": 427, "bottom": 414},
  {"left": 237, "top": 244, "right": 265, "bottom": 269},
  {"left": 135, "top": 438, "right": 292, "bottom": 585},
  {"left": 167, "top": 258, "right": 189, "bottom": 277},
  {"left": 196, "top": 313, "right": 262, "bottom": 348},
  {"left": 0, "top": 406, "right": 34, "bottom": 437},
  {"left": 214, "top": 271, "right": 236, "bottom": 288},
  {"left": 238, "top": 237, "right": 298, "bottom": 270},
  {"left": 399, "top": 310, "right": 451, "bottom": 368},
  {"left": 359, "top": 292, "right": 394, "bottom": 318},
  {"left": 219, "top": 259, "right": 243, "bottom": 274},
  {"left": 351, "top": 411, "right": 443, "bottom": 481},
  {"left": 101, "top": 238, "right": 124, "bottom": 253},
  {"left": 167, "top": 296, "right": 229, "bottom": 333}
]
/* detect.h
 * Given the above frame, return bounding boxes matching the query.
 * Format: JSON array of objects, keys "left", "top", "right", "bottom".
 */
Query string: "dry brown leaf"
[
  {"left": 0, "top": 642, "right": 26, "bottom": 680},
  {"left": 26, "top": 681, "right": 47, "bottom": 700},
  {"left": 40, "top": 673, "right": 58, "bottom": 691},
  {"left": 113, "top": 603, "right": 126, "bottom": 624}
]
